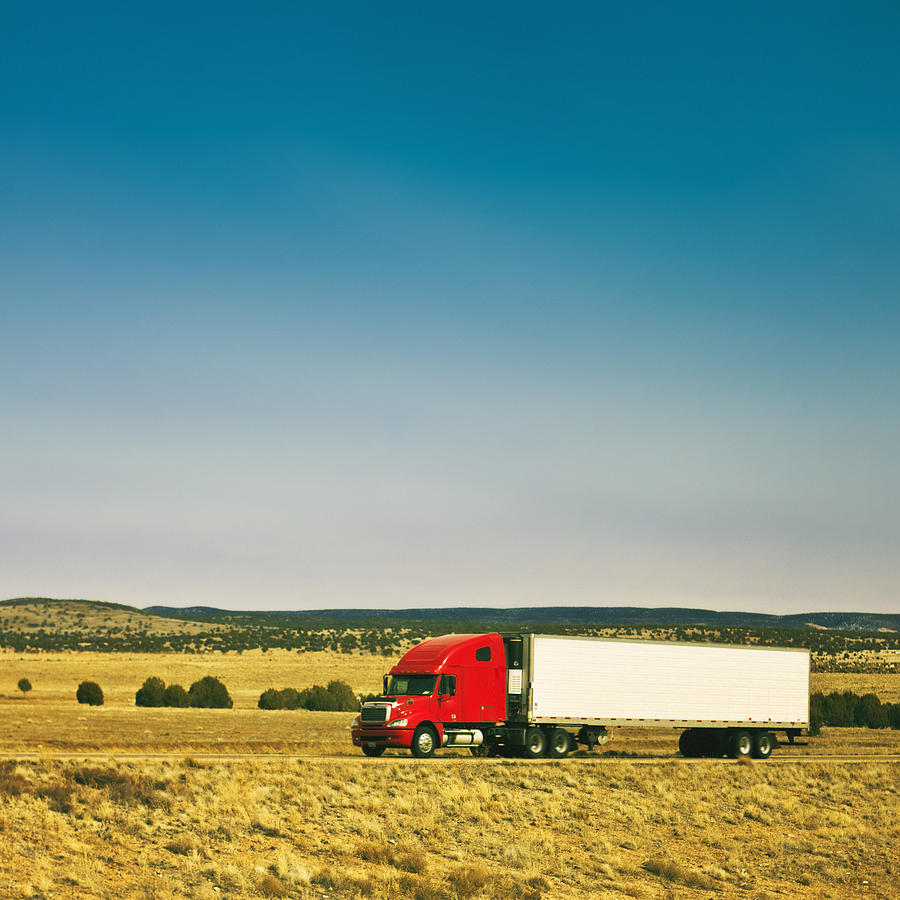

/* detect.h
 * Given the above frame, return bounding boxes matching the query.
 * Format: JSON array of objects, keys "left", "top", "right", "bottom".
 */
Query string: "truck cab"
[{"left": 351, "top": 633, "right": 506, "bottom": 757}]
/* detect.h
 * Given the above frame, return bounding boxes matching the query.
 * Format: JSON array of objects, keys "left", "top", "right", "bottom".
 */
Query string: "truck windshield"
[{"left": 386, "top": 675, "right": 437, "bottom": 696}]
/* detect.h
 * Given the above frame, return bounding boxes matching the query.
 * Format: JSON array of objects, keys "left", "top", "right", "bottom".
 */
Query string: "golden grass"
[
  {"left": 1, "top": 757, "right": 897, "bottom": 899},
  {"left": 0, "top": 648, "right": 387, "bottom": 706},
  {"left": 811, "top": 672, "right": 900, "bottom": 704},
  {"left": 1, "top": 650, "right": 899, "bottom": 898},
  {"left": 2, "top": 651, "right": 900, "bottom": 757}
]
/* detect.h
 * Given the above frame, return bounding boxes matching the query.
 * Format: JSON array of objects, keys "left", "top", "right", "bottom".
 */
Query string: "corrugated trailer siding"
[{"left": 530, "top": 637, "right": 809, "bottom": 726}]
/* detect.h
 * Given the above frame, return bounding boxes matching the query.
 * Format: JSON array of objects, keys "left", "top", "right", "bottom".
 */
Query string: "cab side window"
[
  {"left": 439, "top": 674, "right": 456, "bottom": 696},
  {"left": 475, "top": 646, "right": 491, "bottom": 662}
]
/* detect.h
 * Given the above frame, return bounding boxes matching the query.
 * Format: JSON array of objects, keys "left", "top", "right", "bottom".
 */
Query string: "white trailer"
[{"left": 514, "top": 635, "right": 809, "bottom": 759}]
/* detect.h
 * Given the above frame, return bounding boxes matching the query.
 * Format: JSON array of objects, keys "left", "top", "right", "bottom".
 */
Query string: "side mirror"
[{"left": 382, "top": 674, "right": 389, "bottom": 695}]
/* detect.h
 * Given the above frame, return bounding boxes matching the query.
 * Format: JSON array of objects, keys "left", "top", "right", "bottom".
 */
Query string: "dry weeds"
[{"left": 0, "top": 757, "right": 897, "bottom": 899}]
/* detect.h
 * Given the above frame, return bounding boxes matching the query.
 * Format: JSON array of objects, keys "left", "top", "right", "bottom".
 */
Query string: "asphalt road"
[{"left": 2, "top": 751, "right": 899, "bottom": 764}]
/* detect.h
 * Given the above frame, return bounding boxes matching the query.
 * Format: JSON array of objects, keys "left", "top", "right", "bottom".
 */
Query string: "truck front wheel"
[
  {"left": 411, "top": 725, "right": 438, "bottom": 759},
  {"left": 523, "top": 727, "right": 547, "bottom": 758}
]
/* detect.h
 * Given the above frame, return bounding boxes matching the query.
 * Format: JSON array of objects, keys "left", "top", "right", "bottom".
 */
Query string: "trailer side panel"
[{"left": 528, "top": 636, "right": 809, "bottom": 728}]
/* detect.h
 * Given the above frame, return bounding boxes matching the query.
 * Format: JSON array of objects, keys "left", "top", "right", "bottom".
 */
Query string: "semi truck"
[{"left": 351, "top": 633, "right": 809, "bottom": 760}]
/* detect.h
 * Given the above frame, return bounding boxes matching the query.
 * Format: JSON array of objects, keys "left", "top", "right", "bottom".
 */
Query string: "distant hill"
[
  {"left": 3, "top": 597, "right": 898, "bottom": 664},
  {"left": 143, "top": 604, "right": 900, "bottom": 633},
  {"left": 0, "top": 597, "right": 225, "bottom": 639}
]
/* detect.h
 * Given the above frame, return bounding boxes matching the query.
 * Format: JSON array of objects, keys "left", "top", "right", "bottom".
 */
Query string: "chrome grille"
[{"left": 361, "top": 704, "right": 390, "bottom": 723}]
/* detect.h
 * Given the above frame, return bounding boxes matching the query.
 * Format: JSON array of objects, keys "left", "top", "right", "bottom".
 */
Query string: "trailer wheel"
[
  {"left": 730, "top": 729, "right": 753, "bottom": 759},
  {"left": 522, "top": 727, "right": 547, "bottom": 758},
  {"left": 678, "top": 729, "right": 699, "bottom": 757},
  {"left": 548, "top": 728, "right": 572, "bottom": 758},
  {"left": 362, "top": 745, "right": 385, "bottom": 757},
  {"left": 411, "top": 725, "right": 438, "bottom": 759},
  {"left": 752, "top": 731, "right": 774, "bottom": 759}
]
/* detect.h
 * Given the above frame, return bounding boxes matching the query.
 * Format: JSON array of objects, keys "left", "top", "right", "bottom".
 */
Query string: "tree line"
[{"left": 810, "top": 690, "right": 900, "bottom": 733}]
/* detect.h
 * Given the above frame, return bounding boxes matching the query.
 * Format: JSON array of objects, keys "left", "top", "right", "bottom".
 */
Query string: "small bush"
[
  {"left": 163, "top": 683, "right": 190, "bottom": 707},
  {"left": 189, "top": 676, "right": 233, "bottom": 709},
  {"left": 17, "top": 678, "right": 32, "bottom": 695},
  {"left": 299, "top": 680, "right": 359, "bottom": 711},
  {"left": 76, "top": 681, "right": 104, "bottom": 706},
  {"left": 324, "top": 679, "right": 358, "bottom": 710},
  {"left": 135, "top": 676, "right": 166, "bottom": 707},
  {"left": 257, "top": 680, "right": 358, "bottom": 711},
  {"left": 258, "top": 688, "right": 301, "bottom": 710}
]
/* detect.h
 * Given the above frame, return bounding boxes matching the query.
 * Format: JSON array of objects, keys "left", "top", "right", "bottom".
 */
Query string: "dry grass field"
[
  {"left": 2, "top": 650, "right": 900, "bottom": 757},
  {"left": 2, "top": 756, "right": 898, "bottom": 899},
  {"left": 1, "top": 649, "right": 899, "bottom": 897}
]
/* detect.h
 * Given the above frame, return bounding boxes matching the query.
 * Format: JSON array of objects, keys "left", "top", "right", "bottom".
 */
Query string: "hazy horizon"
[{"left": 2, "top": 5, "right": 898, "bottom": 615}]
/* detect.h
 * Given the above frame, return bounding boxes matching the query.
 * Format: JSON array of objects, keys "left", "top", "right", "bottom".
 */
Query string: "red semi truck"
[{"left": 351, "top": 632, "right": 810, "bottom": 759}]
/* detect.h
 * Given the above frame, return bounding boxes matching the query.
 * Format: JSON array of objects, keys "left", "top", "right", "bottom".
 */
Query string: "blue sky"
[{"left": 2, "top": 3, "right": 898, "bottom": 612}]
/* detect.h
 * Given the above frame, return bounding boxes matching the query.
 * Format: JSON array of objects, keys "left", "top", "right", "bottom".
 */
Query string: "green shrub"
[
  {"left": 76, "top": 681, "right": 104, "bottom": 706},
  {"left": 257, "top": 680, "right": 358, "bottom": 711},
  {"left": 298, "top": 680, "right": 359, "bottom": 711},
  {"left": 17, "top": 678, "right": 32, "bottom": 696},
  {"left": 810, "top": 691, "right": 899, "bottom": 730},
  {"left": 324, "top": 680, "right": 358, "bottom": 710},
  {"left": 135, "top": 676, "right": 166, "bottom": 707},
  {"left": 188, "top": 676, "right": 233, "bottom": 709},
  {"left": 163, "top": 684, "right": 190, "bottom": 708},
  {"left": 258, "top": 687, "right": 302, "bottom": 710}
]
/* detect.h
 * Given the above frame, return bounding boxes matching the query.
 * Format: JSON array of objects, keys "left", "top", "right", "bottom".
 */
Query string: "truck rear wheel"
[
  {"left": 548, "top": 728, "right": 572, "bottom": 758},
  {"left": 522, "top": 727, "right": 547, "bottom": 758},
  {"left": 411, "top": 725, "right": 438, "bottom": 759},
  {"left": 752, "top": 731, "right": 774, "bottom": 759},
  {"left": 730, "top": 729, "right": 753, "bottom": 759}
]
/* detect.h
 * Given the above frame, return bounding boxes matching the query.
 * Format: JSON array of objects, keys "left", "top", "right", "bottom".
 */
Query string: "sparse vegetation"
[
  {"left": 258, "top": 679, "right": 359, "bottom": 711},
  {"left": 0, "top": 635, "right": 898, "bottom": 897},
  {"left": 75, "top": 680, "right": 103, "bottom": 706},
  {"left": 4, "top": 597, "right": 898, "bottom": 667},
  {"left": 0, "top": 756, "right": 898, "bottom": 898}
]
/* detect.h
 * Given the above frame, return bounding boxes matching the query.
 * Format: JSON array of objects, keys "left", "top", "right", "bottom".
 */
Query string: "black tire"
[
  {"left": 752, "top": 731, "right": 774, "bottom": 760},
  {"left": 469, "top": 742, "right": 493, "bottom": 757},
  {"left": 362, "top": 745, "right": 385, "bottom": 757},
  {"left": 522, "top": 727, "right": 547, "bottom": 758},
  {"left": 730, "top": 729, "right": 753, "bottom": 759},
  {"left": 411, "top": 725, "right": 438, "bottom": 759},
  {"left": 547, "top": 728, "right": 571, "bottom": 758},
  {"left": 679, "top": 729, "right": 699, "bottom": 757},
  {"left": 700, "top": 729, "right": 725, "bottom": 758}
]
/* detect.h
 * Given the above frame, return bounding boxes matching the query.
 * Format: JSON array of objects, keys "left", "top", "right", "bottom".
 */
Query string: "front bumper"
[{"left": 351, "top": 725, "right": 415, "bottom": 749}]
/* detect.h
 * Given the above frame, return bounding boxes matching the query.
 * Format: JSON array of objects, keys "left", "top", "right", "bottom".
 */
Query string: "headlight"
[{"left": 387, "top": 718, "right": 409, "bottom": 728}]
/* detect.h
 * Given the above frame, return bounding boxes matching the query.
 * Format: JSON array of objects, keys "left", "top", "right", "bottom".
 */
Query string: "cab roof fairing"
[{"left": 389, "top": 632, "right": 503, "bottom": 674}]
